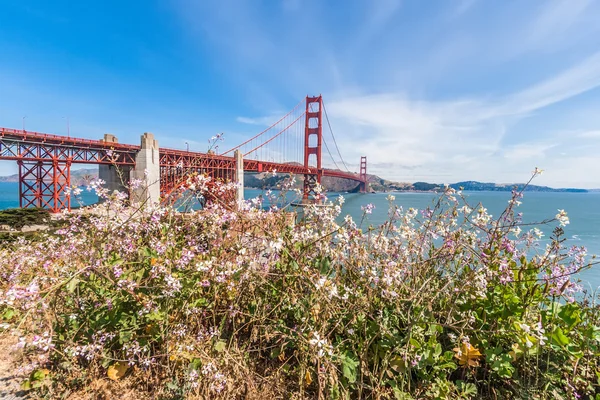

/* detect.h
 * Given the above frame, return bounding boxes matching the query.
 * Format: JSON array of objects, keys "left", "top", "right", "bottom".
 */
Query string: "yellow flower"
[
  {"left": 107, "top": 362, "right": 129, "bottom": 380},
  {"left": 453, "top": 342, "right": 483, "bottom": 367}
]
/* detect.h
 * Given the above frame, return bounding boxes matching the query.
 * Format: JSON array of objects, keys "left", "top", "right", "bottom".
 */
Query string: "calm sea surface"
[{"left": 1, "top": 182, "right": 599, "bottom": 289}]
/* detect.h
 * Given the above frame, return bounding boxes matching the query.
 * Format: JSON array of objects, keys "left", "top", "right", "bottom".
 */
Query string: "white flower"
[
  {"left": 315, "top": 277, "right": 327, "bottom": 289},
  {"left": 532, "top": 228, "right": 544, "bottom": 239},
  {"left": 309, "top": 331, "right": 332, "bottom": 358},
  {"left": 556, "top": 209, "right": 570, "bottom": 227},
  {"left": 511, "top": 226, "right": 522, "bottom": 237},
  {"left": 328, "top": 284, "right": 338, "bottom": 299},
  {"left": 269, "top": 238, "right": 284, "bottom": 252}
]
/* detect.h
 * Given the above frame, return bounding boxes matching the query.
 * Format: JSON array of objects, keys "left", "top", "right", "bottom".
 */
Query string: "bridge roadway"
[{"left": 0, "top": 126, "right": 363, "bottom": 191}]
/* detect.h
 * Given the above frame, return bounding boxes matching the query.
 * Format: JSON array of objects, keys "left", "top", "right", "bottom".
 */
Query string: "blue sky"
[{"left": 1, "top": 0, "right": 600, "bottom": 187}]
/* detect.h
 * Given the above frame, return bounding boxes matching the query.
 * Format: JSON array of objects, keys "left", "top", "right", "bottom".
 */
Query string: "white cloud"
[
  {"left": 169, "top": 0, "right": 600, "bottom": 187},
  {"left": 322, "top": 52, "right": 600, "bottom": 187},
  {"left": 527, "top": 0, "right": 595, "bottom": 50},
  {"left": 578, "top": 130, "right": 600, "bottom": 139},
  {"left": 504, "top": 51, "right": 600, "bottom": 115}
]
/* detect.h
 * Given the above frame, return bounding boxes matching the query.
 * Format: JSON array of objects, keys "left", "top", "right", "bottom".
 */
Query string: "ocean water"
[
  {"left": 327, "top": 190, "right": 600, "bottom": 291},
  {"left": 0, "top": 182, "right": 98, "bottom": 210},
  {"left": 2, "top": 183, "right": 599, "bottom": 289}
]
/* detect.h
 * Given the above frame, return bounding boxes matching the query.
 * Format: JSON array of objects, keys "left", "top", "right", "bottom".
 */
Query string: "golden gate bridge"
[{"left": 0, "top": 95, "right": 368, "bottom": 212}]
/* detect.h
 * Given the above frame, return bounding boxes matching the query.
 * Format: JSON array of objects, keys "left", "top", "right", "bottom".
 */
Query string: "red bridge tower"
[{"left": 303, "top": 95, "right": 323, "bottom": 200}]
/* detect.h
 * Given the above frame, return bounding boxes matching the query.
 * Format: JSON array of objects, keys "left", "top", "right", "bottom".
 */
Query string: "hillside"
[
  {"left": 448, "top": 181, "right": 587, "bottom": 193},
  {"left": 0, "top": 170, "right": 593, "bottom": 193},
  {"left": 0, "top": 168, "right": 98, "bottom": 186}
]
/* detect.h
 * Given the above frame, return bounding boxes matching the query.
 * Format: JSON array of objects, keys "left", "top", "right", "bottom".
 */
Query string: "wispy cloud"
[
  {"left": 526, "top": 0, "right": 595, "bottom": 50},
  {"left": 578, "top": 130, "right": 600, "bottom": 139},
  {"left": 168, "top": 0, "right": 600, "bottom": 187}
]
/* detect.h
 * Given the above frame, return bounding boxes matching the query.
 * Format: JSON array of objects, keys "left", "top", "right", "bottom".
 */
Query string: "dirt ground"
[{"left": 0, "top": 336, "right": 28, "bottom": 399}]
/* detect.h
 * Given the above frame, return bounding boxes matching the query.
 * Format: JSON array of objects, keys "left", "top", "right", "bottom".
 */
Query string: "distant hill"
[
  {"left": 0, "top": 169, "right": 594, "bottom": 193},
  {"left": 0, "top": 168, "right": 98, "bottom": 185},
  {"left": 448, "top": 181, "right": 588, "bottom": 193}
]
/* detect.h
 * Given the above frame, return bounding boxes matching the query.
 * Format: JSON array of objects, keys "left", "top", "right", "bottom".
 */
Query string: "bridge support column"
[
  {"left": 303, "top": 95, "right": 323, "bottom": 202},
  {"left": 99, "top": 134, "right": 131, "bottom": 197},
  {"left": 359, "top": 156, "right": 368, "bottom": 193},
  {"left": 234, "top": 150, "right": 244, "bottom": 208},
  {"left": 130, "top": 133, "right": 160, "bottom": 207}
]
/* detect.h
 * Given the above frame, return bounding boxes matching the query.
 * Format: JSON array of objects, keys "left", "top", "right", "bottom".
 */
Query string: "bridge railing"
[{"left": 0, "top": 127, "right": 139, "bottom": 151}]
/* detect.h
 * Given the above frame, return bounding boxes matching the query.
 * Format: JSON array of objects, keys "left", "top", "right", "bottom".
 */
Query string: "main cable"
[{"left": 322, "top": 100, "right": 350, "bottom": 172}]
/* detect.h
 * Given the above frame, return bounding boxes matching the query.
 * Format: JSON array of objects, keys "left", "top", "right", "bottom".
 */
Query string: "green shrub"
[{"left": 1, "top": 176, "right": 599, "bottom": 399}]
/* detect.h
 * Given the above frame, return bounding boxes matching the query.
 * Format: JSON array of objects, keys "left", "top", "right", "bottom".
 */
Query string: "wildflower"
[
  {"left": 511, "top": 226, "right": 522, "bottom": 237},
  {"left": 361, "top": 203, "right": 375, "bottom": 214},
  {"left": 453, "top": 342, "right": 482, "bottom": 367},
  {"left": 328, "top": 283, "right": 339, "bottom": 298},
  {"left": 532, "top": 167, "right": 544, "bottom": 176},
  {"left": 315, "top": 277, "right": 327, "bottom": 289},
  {"left": 499, "top": 258, "right": 513, "bottom": 284},
  {"left": 308, "top": 331, "right": 333, "bottom": 358},
  {"left": 411, "top": 355, "right": 422, "bottom": 367},
  {"left": 556, "top": 209, "right": 570, "bottom": 227}
]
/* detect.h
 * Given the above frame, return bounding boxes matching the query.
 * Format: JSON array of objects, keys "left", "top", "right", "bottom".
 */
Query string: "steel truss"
[
  {"left": 18, "top": 159, "right": 71, "bottom": 212},
  {"left": 159, "top": 150, "right": 237, "bottom": 205}
]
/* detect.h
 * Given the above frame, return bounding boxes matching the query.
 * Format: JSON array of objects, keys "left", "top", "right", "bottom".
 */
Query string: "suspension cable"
[
  {"left": 322, "top": 100, "right": 350, "bottom": 172},
  {"left": 323, "top": 136, "right": 342, "bottom": 171},
  {"left": 243, "top": 112, "right": 306, "bottom": 157},
  {"left": 222, "top": 98, "right": 305, "bottom": 155}
]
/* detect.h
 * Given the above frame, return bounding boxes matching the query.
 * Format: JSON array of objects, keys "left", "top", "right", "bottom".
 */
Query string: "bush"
[
  {"left": 1, "top": 175, "right": 599, "bottom": 399},
  {"left": 0, "top": 208, "right": 51, "bottom": 229}
]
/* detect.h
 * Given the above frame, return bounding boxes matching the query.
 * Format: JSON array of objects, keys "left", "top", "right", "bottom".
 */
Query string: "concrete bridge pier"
[
  {"left": 130, "top": 133, "right": 160, "bottom": 207},
  {"left": 99, "top": 134, "right": 132, "bottom": 196},
  {"left": 234, "top": 150, "right": 244, "bottom": 208}
]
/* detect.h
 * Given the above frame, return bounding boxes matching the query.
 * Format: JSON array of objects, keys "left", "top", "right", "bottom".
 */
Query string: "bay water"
[{"left": 1, "top": 182, "right": 598, "bottom": 289}]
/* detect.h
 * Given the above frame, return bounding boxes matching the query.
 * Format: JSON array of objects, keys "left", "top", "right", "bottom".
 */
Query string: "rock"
[{"left": 20, "top": 225, "right": 48, "bottom": 232}]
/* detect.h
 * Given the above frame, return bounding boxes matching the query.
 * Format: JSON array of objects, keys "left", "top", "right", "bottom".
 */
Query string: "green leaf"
[
  {"left": 31, "top": 369, "right": 46, "bottom": 381},
  {"left": 433, "top": 343, "right": 442, "bottom": 358},
  {"left": 558, "top": 303, "right": 582, "bottom": 329},
  {"left": 551, "top": 327, "right": 570, "bottom": 347},
  {"left": 66, "top": 277, "right": 80, "bottom": 293},
  {"left": 319, "top": 257, "right": 331, "bottom": 275},
  {"left": 456, "top": 380, "right": 477, "bottom": 396},
  {"left": 189, "top": 358, "right": 202, "bottom": 370},
  {"left": 2, "top": 307, "right": 15, "bottom": 320},
  {"left": 393, "top": 388, "right": 413, "bottom": 400},
  {"left": 146, "top": 311, "right": 165, "bottom": 322},
  {"left": 214, "top": 340, "right": 227, "bottom": 353},
  {"left": 341, "top": 352, "right": 358, "bottom": 384},
  {"left": 119, "top": 330, "right": 132, "bottom": 344}
]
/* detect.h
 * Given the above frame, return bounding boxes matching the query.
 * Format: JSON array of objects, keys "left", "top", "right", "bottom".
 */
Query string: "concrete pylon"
[
  {"left": 234, "top": 150, "right": 244, "bottom": 208},
  {"left": 130, "top": 133, "right": 160, "bottom": 207},
  {"left": 99, "top": 134, "right": 131, "bottom": 197}
]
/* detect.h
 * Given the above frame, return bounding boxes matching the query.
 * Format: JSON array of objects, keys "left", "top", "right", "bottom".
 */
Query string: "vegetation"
[
  {"left": 0, "top": 172, "right": 599, "bottom": 399},
  {"left": 0, "top": 208, "right": 51, "bottom": 229}
]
